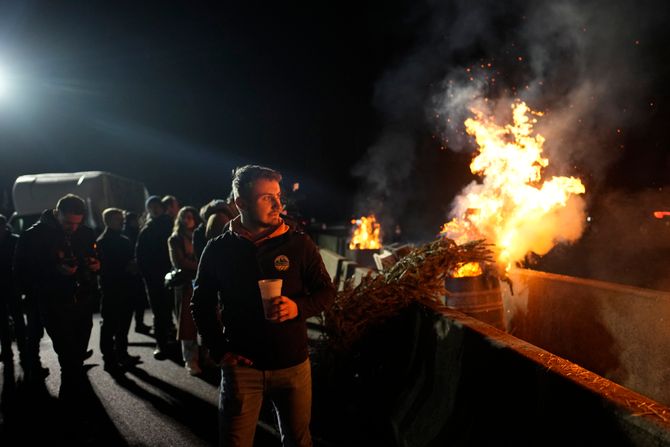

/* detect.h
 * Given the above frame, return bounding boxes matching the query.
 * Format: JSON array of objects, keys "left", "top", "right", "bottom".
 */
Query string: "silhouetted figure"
[
  {"left": 0, "top": 214, "right": 27, "bottom": 367},
  {"left": 168, "top": 206, "right": 202, "bottom": 375},
  {"left": 136, "top": 196, "right": 174, "bottom": 360},
  {"left": 13, "top": 194, "right": 100, "bottom": 399},
  {"left": 162, "top": 195, "right": 180, "bottom": 221},
  {"left": 123, "top": 211, "right": 150, "bottom": 333},
  {"left": 97, "top": 208, "right": 141, "bottom": 374},
  {"left": 161, "top": 194, "right": 180, "bottom": 332},
  {"left": 193, "top": 196, "right": 239, "bottom": 261}
]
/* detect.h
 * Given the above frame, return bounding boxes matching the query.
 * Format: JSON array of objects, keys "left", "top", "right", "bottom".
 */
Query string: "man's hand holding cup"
[
  {"left": 258, "top": 279, "right": 298, "bottom": 323},
  {"left": 269, "top": 295, "right": 298, "bottom": 322}
]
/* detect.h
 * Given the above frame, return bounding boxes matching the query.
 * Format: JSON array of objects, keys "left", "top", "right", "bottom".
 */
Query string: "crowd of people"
[{"left": 0, "top": 164, "right": 336, "bottom": 447}]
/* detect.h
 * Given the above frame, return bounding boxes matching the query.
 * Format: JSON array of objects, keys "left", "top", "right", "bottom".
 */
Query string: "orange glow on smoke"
[
  {"left": 349, "top": 215, "right": 382, "bottom": 250},
  {"left": 441, "top": 100, "right": 586, "bottom": 271}
]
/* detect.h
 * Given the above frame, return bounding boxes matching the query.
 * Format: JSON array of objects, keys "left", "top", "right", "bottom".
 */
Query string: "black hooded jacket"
[
  {"left": 13, "top": 209, "right": 98, "bottom": 313},
  {"left": 135, "top": 214, "right": 173, "bottom": 280},
  {"left": 191, "top": 221, "right": 335, "bottom": 370},
  {"left": 96, "top": 228, "right": 134, "bottom": 290}
]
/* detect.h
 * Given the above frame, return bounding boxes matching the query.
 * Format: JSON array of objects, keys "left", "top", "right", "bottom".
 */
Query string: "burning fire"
[
  {"left": 653, "top": 211, "right": 670, "bottom": 219},
  {"left": 441, "top": 100, "right": 586, "bottom": 271},
  {"left": 349, "top": 215, "right": 382, "bottom": 250},
  {"left": 452, "top": 262, "right": 483, "bottom": 278}
]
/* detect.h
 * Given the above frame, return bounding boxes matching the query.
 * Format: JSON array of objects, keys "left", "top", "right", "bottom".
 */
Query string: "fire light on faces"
[
  {"left": 441, "top": 100, "right": 586, "bottom": 272},
  {"left": 349, "top": 215, "right": 382, "bottom": 250}
]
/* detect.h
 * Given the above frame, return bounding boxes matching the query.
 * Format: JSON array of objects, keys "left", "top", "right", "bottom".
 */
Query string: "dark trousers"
[
  {"left": 24, "top": 294, "right": 44, "bottom": 371},
  {"left": 99, "top": 287, "right": 134, "bottom": 362},
  {"left": 42, "top": 301, "right": 93, "bottom": 391},
  {"left": 144, "top": 276, "right": 171, "bottom": 350},
  {"left": 0, "top": 292, "right": 26, "bottom": 361},
  {"left": 219, "top": 359, "right": 313, "bottom": 447},
  {"left": 131, "top": 277, "right": 149, "bottom": 325}
]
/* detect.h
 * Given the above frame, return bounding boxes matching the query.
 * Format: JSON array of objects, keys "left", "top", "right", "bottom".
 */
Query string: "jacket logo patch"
[{"left": 274, "top": 255, "right": 290, "bottom": 272}]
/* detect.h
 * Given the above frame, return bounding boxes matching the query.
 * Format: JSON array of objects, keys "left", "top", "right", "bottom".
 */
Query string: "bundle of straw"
[{"left": 323, "top": 238, "right": 495, "bottom": 352}]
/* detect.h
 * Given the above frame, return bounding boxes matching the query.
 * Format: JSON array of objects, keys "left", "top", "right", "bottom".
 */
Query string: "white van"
[{"left": 10, "top": 171, "right": 149, "bottom": 232}]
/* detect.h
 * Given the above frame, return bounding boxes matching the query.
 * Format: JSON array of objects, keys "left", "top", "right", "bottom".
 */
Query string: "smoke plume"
[{"left": 353, "top": 0, "right": 667, "bottom": 252}]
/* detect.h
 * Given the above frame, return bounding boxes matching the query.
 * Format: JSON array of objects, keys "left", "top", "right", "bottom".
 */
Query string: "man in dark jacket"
[
  {"left": 0, "top": 214, "right": 27, "bottom": 366},
  {"left": 13, "top": 194, "right": 100, "bottom": 399},
  {"left": 192, "top": 165, "right": 335, "bottom": 447},
  {"left": 136, "top": 195, "right": 174, "bottom": 359},
  {"left": 97, "top": 208, "right": 141, "bottom": 373},
  {"left": 123, "top": 211, "right": 150, "bottom": 333}
]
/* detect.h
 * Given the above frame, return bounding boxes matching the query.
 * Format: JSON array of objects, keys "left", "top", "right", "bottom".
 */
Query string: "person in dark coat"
[
  {"left": 13, "top": 194, "right": 100, "bottom": 399},
  {"left": 0, "top": 214, "right": 27, "bottom": 367},
  {"left": 97, "top": 208, "right": 141, "bottom": 373},
  {"left": 123, "top": 211, "right": 150, "bottom": 333},
  {"left": 193, "top": 196, "right": 239, "bottom": 261},
  {"left": 192, "top": 165, "right": 335, "bottom": 447},
  {"left": 136, "top": 196, "right": 174, "bottom": 359},
  {"left": 168, "top": 206, "right": 202, "bottom": 375}
]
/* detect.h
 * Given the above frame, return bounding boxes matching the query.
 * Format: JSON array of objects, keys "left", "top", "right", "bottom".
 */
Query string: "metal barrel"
[{"left": 444, "top": 275, "right": 505, "bottom": 330}]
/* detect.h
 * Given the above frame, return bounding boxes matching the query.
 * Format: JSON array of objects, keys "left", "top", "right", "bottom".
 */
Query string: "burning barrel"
[{"left": 444, "top": 273, "right": 505, "bottom": 331}]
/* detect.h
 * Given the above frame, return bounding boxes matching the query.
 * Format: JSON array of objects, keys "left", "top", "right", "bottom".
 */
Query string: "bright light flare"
[{"left": 0, "top": 67, "right": 9, "bottom": 99}]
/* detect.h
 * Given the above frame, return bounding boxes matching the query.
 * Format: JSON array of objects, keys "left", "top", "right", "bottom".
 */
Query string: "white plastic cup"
[{"left": 258, "top": 279, "right": 282, "bottom": 320}]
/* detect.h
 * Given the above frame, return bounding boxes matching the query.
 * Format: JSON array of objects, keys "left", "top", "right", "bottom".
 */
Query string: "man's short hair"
[
  {"left": 56, "top": 194, "right": 87, "bottom": 216},
  {"left": 145, "top": 195, "right": 164, "bottom": 210},
  {"left": 162, "top": 195, "right": 178, "bottom": 208},
  {"left": 102, "top": 208, "right": 124, "bottom": 226},
  {"left": 232, "top": 165, "right": 282, "bottom": 200},
  {"left": 199, "top": 199, "right": 226, "bottom": 221}
]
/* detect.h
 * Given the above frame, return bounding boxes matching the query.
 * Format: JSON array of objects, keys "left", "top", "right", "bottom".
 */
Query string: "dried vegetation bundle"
[{"left": 323, "top": 237, "right": 496, "bottom": 352}]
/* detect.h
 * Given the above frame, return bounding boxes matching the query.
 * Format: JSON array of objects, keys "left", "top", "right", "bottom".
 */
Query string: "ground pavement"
[{"left": 0, "top": 311, "right": 335, "bottom": 446}]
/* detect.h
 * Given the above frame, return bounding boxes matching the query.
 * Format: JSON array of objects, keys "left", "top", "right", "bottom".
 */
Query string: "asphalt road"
[{"left": 0, "top": 311, "right": 290, "bottom": 446}]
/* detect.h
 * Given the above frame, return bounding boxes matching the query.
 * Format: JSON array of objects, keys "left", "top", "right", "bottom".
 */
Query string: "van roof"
[{"left": 13, "top": 171, "right": 149, "bottom": 227}]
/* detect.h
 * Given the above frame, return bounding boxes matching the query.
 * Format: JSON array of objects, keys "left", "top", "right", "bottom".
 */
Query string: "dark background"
[
  {"left": 0, "top": 1, "right": 414, "bottom": 222},
  {"left": 1, "top": 0, "right": 670, "bottom": 287}
]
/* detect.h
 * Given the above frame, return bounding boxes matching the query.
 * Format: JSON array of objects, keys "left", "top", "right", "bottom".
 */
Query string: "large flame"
[
  {"left": 349, "top": 215, "right": 382, "bottom": 250},
  {"left": 441, "top": 100, "right": 586, "bottom": 271}
]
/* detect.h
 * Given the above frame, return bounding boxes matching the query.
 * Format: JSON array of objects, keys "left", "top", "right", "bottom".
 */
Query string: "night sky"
[{"left": 1, "top": 1, "right": 669, "bottom": 240}]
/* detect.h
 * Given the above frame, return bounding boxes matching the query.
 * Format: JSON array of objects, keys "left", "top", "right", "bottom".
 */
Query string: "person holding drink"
[
  {"left": 13, "top": 194, "right": 100, "bottom": 400},
  {"left": 191, "top": 165, "right": 335, "bottom": 447}
]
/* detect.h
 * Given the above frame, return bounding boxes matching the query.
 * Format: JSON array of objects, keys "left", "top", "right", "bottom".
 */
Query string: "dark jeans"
[
  {"left": 0, "top": 291, "right": 26, "bottom": 361},
  {"left": 131, "top": 277, "right": 149, "bottom": 325},
  {"left": 24, "top": 294, "right": 44, "bottom": 371},
  {"left": 99, "top": 287, "right": 134, "bottom": 362},
  {"left": 144, "top": 276, "right": 171, "bottom": 350},
  {"left": 42, "top": 300, "right": 93, "bottom": 390},
  {"left": 219, "top": 359, "right": 312, "bottom": 447}
]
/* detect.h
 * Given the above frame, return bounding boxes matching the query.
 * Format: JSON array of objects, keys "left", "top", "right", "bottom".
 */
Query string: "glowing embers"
[
  {"left": 441, "top": 100, "right": 586, "bottom": 271},
  {"left": 349, "top": 215, "right": 382, "bottom": 250}
]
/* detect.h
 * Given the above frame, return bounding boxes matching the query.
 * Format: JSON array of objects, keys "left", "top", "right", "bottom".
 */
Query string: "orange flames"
[
  {"left": 349, "top": 215, "right": 382, "bottom": 250},
  {"left": 441, "top": 100, "right": 586, "bottom": 271},
  {"left": 653, "top": 211, "right": 670, "bottom": 219},
  {"left": 452, "top": 262, "right": 483, "bottom": 278}
]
